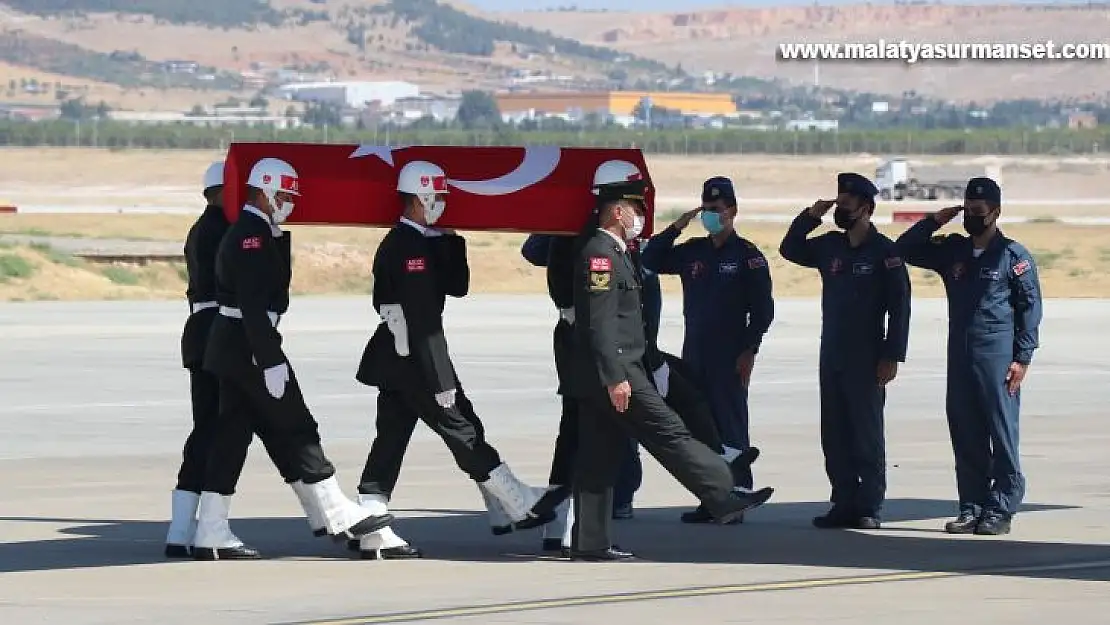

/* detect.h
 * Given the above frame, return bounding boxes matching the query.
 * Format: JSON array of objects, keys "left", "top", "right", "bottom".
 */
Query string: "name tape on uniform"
[
  {"left": 406, "top": 257, "right": 426, "bottom": 272},
  {"left": 242, "top": 236, "right": 262, "bottom": 250}
]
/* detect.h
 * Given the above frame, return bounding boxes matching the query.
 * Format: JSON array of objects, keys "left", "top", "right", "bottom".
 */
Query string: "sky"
[{"left": 469, "top": 0, "right": 1091, "bottom": 12}]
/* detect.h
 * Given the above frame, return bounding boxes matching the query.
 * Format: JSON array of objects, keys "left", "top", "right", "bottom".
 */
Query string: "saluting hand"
[
  {"left": 1006, "top": 362, "right": 1027, "bottom": 396},
  {"left": 934, "top": 205, "right": 963, "bottom": 225},
  {"left": 807, "top": 199, "right": 835, "bottom": 219},
  {"left": 608, "top": 380, "right": 632, "bottom": 413},
  {"left": 672, "top": 208, "right": 701, "bottom": 231},
  {"left": 876, "top": 359, "right": 898, "bottom": 386},
  {"left": 736, "top": 350, "right": 756, "bottom": 389}
]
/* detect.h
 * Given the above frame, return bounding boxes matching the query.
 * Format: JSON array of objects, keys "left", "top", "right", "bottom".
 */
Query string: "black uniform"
[
  {"left": 568, "top": 228, "right": 773, "bottom": 558},
  {"left": 201, "top": 208, "right": 327, "bottom": 493},
  {"left": 355, "top": 221, "right": 505, "bottom": 495}
]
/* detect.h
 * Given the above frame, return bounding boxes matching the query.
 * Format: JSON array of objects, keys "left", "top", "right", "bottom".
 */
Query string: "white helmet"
[
  {"left": 592, "top": 160, "right": 643, "bottom": 194},
  {"left": 397, "top": 160, "right": 449, "bottom": 225},
  {"left": 246, "top": 157, "right": 300, "bottom": 224},
  {"left": 202, "top": 160, "right": 224, "bottom": 192}
]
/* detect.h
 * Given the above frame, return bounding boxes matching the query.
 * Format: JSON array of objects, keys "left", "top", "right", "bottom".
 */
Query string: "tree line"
[{"left": 1, "top": 120, "right": 1108, "bottom": 155}]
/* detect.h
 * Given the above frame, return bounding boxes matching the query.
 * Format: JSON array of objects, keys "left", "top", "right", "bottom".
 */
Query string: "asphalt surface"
[{"left": 1, "top": 296, "right": 1108, "bottom": 624}]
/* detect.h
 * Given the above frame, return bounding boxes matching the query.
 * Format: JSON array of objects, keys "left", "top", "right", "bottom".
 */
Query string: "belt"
[
  {"left": 219, "top": 305, "right": 281, "bottom": 328},
  {"left": 190, "top": 300, "right": 217, "bottom": 314},
  {"left": 558, "top": 307, "right": 575, "bottom": 324}
]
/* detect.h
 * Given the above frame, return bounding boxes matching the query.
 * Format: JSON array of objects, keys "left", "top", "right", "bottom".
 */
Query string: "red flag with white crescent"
[{"left": 222, "top": 143, "right": 655, "bottom": 236}]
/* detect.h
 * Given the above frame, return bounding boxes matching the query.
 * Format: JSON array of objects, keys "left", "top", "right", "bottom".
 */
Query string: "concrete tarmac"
[{"left": 1, "top": 296, "right": 1109, "bottom": 624}]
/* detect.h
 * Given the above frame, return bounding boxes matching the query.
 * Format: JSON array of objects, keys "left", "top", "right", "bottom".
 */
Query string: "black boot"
[
  {"left": 570, "top": 545, "right": 635, "bottom": 561},
  {"left": 944, "top": 512, "right": 980, "bottom": 534},
  {"left": 514, "top": 485, "right": 568, "bottom": 531},
  {"left": 974, "top": 512, "right": 1011, "bottom": 536},
  {"left": 193, "top": 544, "right": 261, "bottom": 560},
  {"left": 680, "top": 504, "right": 742, "bottom": 524},
  {"left": 812, "top": 506, "right": 857, "bottom": 529},
  {"left": 164, "top": 544, "right": 192, "bottom": 558},
  {"left": 710, "top": 487, "right": 773, "bottom": 524}
]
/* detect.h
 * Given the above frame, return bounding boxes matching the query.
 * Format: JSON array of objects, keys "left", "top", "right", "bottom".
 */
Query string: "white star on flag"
[{"left": 349, "top": 144, "right": 409, "bottom": 166}]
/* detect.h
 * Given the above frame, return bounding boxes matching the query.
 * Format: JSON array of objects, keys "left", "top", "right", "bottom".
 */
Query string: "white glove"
[
  {"left": 379, "top": 304, "right": 409, "bottom": 356},
  {"left": 652, "top": 362, "right": 670, "bottom": 399},
  {"left": 264, "top": 362, "right": 289, "bottom": 400},
  {"left": 434, "top": 389, "right": 456, "bottom": 409}
]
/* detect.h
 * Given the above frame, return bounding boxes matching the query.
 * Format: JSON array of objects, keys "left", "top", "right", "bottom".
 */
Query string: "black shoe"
[
  {"left": 680, "top": 504, "right": 742, "bottom": 524},
  {"left": 193, "top": 544, "right": 261, "bottom": 560},
  {"left": 312, "top": 528, "right": 329, "bottom": 538},
  {"left": 974, "top": 513, "right": 1012, "bottom": 536},
  {"left": 855, "top": 516, "right": 881, "bottom": 530},
  {"left": 812, "top": 507, "right": 857, "bottom": 529},
  {"left": 490, "top": 523, "right": 514, "bottom": 536},
  {"left": 732, "top": 446, "right": 761, "bottom": 468},
  {"left": 569, "top": 546, "right": 635, "bottom": 561},
  {"left": 944, "top": 512, "right": 980, "bottom": 534},
  {"left": 512, "top": 508, "right": 558, "bottom": 531},
  {"left": 714, "top": 487, "right": 773, "bottom": 524},
  {"left": 361, "top": 545, "right": 424, "bottom": 560},
  {"left": 164, "top": 544, "right": 192, "bottom": 558},
  {"left": 513, "top": 486, "right": 570, "bottom": 531},
  {"left": 344, "top": 513, "right": 395, "bottom": 539},
  {"left": 612, "top": 503, "right": 634, "bottom": 520},
  {"left": 542, "top": 538, "right": 564, "bottom": 552}
]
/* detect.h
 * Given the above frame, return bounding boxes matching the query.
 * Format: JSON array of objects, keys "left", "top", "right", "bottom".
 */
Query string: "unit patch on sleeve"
[
  {"left": 884, "top": 256, "right": 903, "bottom": 269},
  {"left": 241, "top": 236, "right": 261, "bottom": 250},
  {"left": 747, "top": 255, "right": 767, "bottom": 269},
  {"left": 1012, "top": 259, "right": 1031, "bottom": 276},
  {"left": 406, "top": 257, "right": 426, "bottom": 272},
  {"left": 588, "top": 256, "right": 612, "bottom": 292},
  {"left": 589, "top": 256, "right": 612, "bottom": 271}
]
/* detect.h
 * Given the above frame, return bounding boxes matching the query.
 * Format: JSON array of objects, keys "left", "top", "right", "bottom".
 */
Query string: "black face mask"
[
  {"left": 833, "top": 209, "right": 858, "bottom": 230},
  {"left": 963, "top": 213, "right": 991, "bottom": 237}
]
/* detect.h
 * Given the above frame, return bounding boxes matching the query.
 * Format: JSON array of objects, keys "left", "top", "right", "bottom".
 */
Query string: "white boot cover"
[
  {"left": 542, "top": 494, "right": 571, "bottom": 542},
  {"left": 166, "top": 489, "right": 200, "bottom": 547},
  {"left": 478, "top": 482, "right": 512, "bottom": 531},
  {"left": 193, "top": 492, "right": 244, "bottom": 550},
  {"left": 357, "top": 494, "right": 410, "bottom": 552},
  {"left": 561, "top": 495, "right": 575, "bottom": 550},
  {"left": 306, "top": 476, "right": 374, "bottom": 536},
  {"left": 291, "top": 480, "right": 327, "bottom": 534},
  {"left": 479, "top": 463, "right": 542, "bottom": 523}
]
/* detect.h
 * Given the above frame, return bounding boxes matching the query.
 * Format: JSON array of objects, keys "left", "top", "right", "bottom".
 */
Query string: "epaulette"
[{"left": 929, "top": 234, "right": 951, "bottom": 245}]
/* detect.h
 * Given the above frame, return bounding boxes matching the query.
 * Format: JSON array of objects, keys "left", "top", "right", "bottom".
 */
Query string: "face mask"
[
  {"left": 963, "top": 213, "right": 991, "bottom": 237},
  {"left": 626, "top": 214, "right": 644, "bottom": 241},
  {"left": 421, "top": 195, "right": 446, "bottom": 225},
  {"left": 266, "top": 191, "right": 295, "bottom": 224},
  {"left": 833, "top": 208, "right": 858, "bottom": 230},
  {"left": 701, "top": 211, "right": 726, "bottom": 235}
]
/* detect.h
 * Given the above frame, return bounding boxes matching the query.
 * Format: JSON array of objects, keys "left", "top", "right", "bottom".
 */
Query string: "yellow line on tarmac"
[{"left": 299, "top": 558, "right": 1110, "bottom": 625}]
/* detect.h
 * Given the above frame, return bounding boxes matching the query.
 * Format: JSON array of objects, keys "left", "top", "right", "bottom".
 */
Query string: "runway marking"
[{"left": 293, "top": 558, "right": 1110, "bottom": 624}]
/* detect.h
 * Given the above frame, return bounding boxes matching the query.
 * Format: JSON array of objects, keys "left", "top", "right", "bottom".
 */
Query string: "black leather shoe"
[
  {"left": 542, "top": 538, "right": 563, "bottom": 552},
  {"left": 680, "top": 504, "right": 742, "bottom": 524},
  {"left": 733, "top": 446, "right": 761, "bottom": 467},
  {"left": 512, "top": 508, "right": 558, "bottom": 531},
  {"left": 944, "top": 512, "right": 980, "bottom": 534},
  {"left": 569, "top": 546, "right": 635, "bottom": 561},
  {"left": 974, "top": 513, "right": 1011, "bottom": 536},
  {"left": 812, "top": 508, "right": 857, "bottom": 529},
  {"left": 361, "top": 545, "right": 423, "bottom": 560},
  {"left": 715, "top": 487, "right": 773, "bottom": 524},
  {"left": 165, "top": 544, "right": 192, "bottom": 558},
  {"left": 855, "top": 516, "right": 882, "bottom": 530},
  {"left": 312, "top": 528, "right": 329, "bottom": 538},
  {"left": 193, "top": 544, "right": 261, "bottom": 560},
  {"left": 344, "top": 513, "right": 395, "bottom": 538}
]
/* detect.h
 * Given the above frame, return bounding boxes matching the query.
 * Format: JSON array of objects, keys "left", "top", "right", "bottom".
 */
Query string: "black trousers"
[
  {"left": 660, "top": 353, "right": 723, "bottom": 455},
  {"left": 819, "top": 363, "right": 886, "bottom": 517},
  {"left": 203, "top": 366, "right": 332, "bottom": 495},
  {"left": 545, "top": 319, "right": 580, "bottom": 487},
  {"left": 175, "top": 368, "right": 222, "bottom": 493},
  {"left": 358, "top": 386, "right": 503, "bottom": 496},
  {"left": 572, "top": 366, "right": 735, "bottom": 552}
]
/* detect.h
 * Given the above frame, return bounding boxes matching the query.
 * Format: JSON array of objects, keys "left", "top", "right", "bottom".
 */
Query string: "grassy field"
[{"left": 1, "top": 214, "right": 1108, "bottom": 301}]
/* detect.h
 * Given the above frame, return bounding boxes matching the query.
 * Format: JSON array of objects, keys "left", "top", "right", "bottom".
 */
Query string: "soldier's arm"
[
  {"left": 639, "top": 226, "right": 686, "bottom": 275},
  {"left": 383, "top": 240, "right": 457, "bottom": 393},
  {"left": 1009, "top": 247, "right": 1043, "bottom": 365},
  {"left": 580, "top": 249, "right": 625, "bottom": 386},
  {"left": 236, "top": 234, "right": 285, "bottom": 369},
  {"left": 881, "top": 253, "right": 912, "bottom": 362},
  {"left": 893, "top": 216, "right": 948, "bottom": 272},
  {"left": 778, "top": 209, "right": 824, "bottom": 268},
  {"left": 433, "top": 233, "right": 469, "bottom": 297},
  {"left": 739, "top": 249, "right": 774, "bottom": 354},
  {"left": 520, "top": 234, "right": 553, "bottom": 267}
]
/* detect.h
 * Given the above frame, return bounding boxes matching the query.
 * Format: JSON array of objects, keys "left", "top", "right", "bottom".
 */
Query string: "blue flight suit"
[
  {"left": 640, "top": 228, "right": 773, "bottom": 489},
  {"left": 779, "top": 214, "right": 911, "bottom": 518},
  {"left": 895, "top": 218, "right": 1043, "bottom": 519}
]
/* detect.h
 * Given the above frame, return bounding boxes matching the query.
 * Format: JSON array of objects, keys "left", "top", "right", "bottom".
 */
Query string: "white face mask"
[
  {"left": 421, "top": 195, "right": 446, "bottom": 225},
  {"left": 626, "top": 214, "right": 644, "bottom": 241},
  {"left": 265, "top": 190, "right": 295, "bottom": 224}
]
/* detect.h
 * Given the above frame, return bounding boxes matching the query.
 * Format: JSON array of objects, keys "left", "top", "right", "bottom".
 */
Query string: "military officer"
[
  {"left": 779, "top": 172, "right": 912, "bottom": 530},
  {"left": 192, "top": 157, "right": 394, "bottom": 560},
  {"left": 354, "top": 160, "right": 549, "bottom": 558},
  {"left": 894, "top": 177, "right": 1043, "bottom": 536},
  {"left": 640, "top": 177, "right": 774, "bottom": 491},
  {"left": 568, "top": 163, "right": 774, "bottom": 561}
]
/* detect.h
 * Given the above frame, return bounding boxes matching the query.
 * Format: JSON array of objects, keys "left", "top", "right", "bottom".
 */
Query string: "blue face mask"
[{"left": 701, "top": 210, "right": 725, "bottom": 235}]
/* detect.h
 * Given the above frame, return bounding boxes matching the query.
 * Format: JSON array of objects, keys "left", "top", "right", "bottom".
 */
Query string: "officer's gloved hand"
[
  {"left": 652, "top": 362, "right": 670, "bottom": 398},
  {"left": 435, "top": 389, "right": 456, "bottom": 409},
  {"left": 264, "top": 362, "right": 290, "bottom": 400}
]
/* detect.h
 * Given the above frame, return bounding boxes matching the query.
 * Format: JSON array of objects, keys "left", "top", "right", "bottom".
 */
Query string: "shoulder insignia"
[
  {"left": 241, "top": 235, "right": 262, "bottom": 250},
  {"left": 884, "top": 256, "right": 903, "bottom": 269},
  {"left": 406, "top": 257, "right": 426, "bottom": 272},
  {"left": 747, "top": 255, "right": 767, "bottom": 269},
  {"left": 589, "top": 256, "right": 612, "bottom": 271},
  {"left": 1012, "top": 259, "right": 1031, "bottom": 276}
]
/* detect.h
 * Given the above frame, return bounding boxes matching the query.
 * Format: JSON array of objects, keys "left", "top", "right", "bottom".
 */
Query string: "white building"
[{"left": 277, "top": 81, "right": 419, "bottom": 108}]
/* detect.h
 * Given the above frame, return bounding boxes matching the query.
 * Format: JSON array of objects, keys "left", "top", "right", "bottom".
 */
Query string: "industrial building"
[
  {"left": 494, "top": 90, "right": 737, "bottom": 120},
  {"left": 276, "top": 81, "right": 420, "bottom": 108}
]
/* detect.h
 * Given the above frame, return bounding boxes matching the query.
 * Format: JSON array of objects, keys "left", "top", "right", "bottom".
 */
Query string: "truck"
[{"left": 874, "top": 157, "right": 1001, "bottom": 201}]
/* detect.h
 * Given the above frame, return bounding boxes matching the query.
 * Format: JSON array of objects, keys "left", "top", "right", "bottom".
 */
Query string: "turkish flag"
[{"left": 222, "top": 143, "right": 656, "bottom": 236}]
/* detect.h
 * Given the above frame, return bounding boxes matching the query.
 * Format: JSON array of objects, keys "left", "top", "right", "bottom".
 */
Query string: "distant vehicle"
[{"left": 874, "top": 157, "right": 1001, "bottom": 201}]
